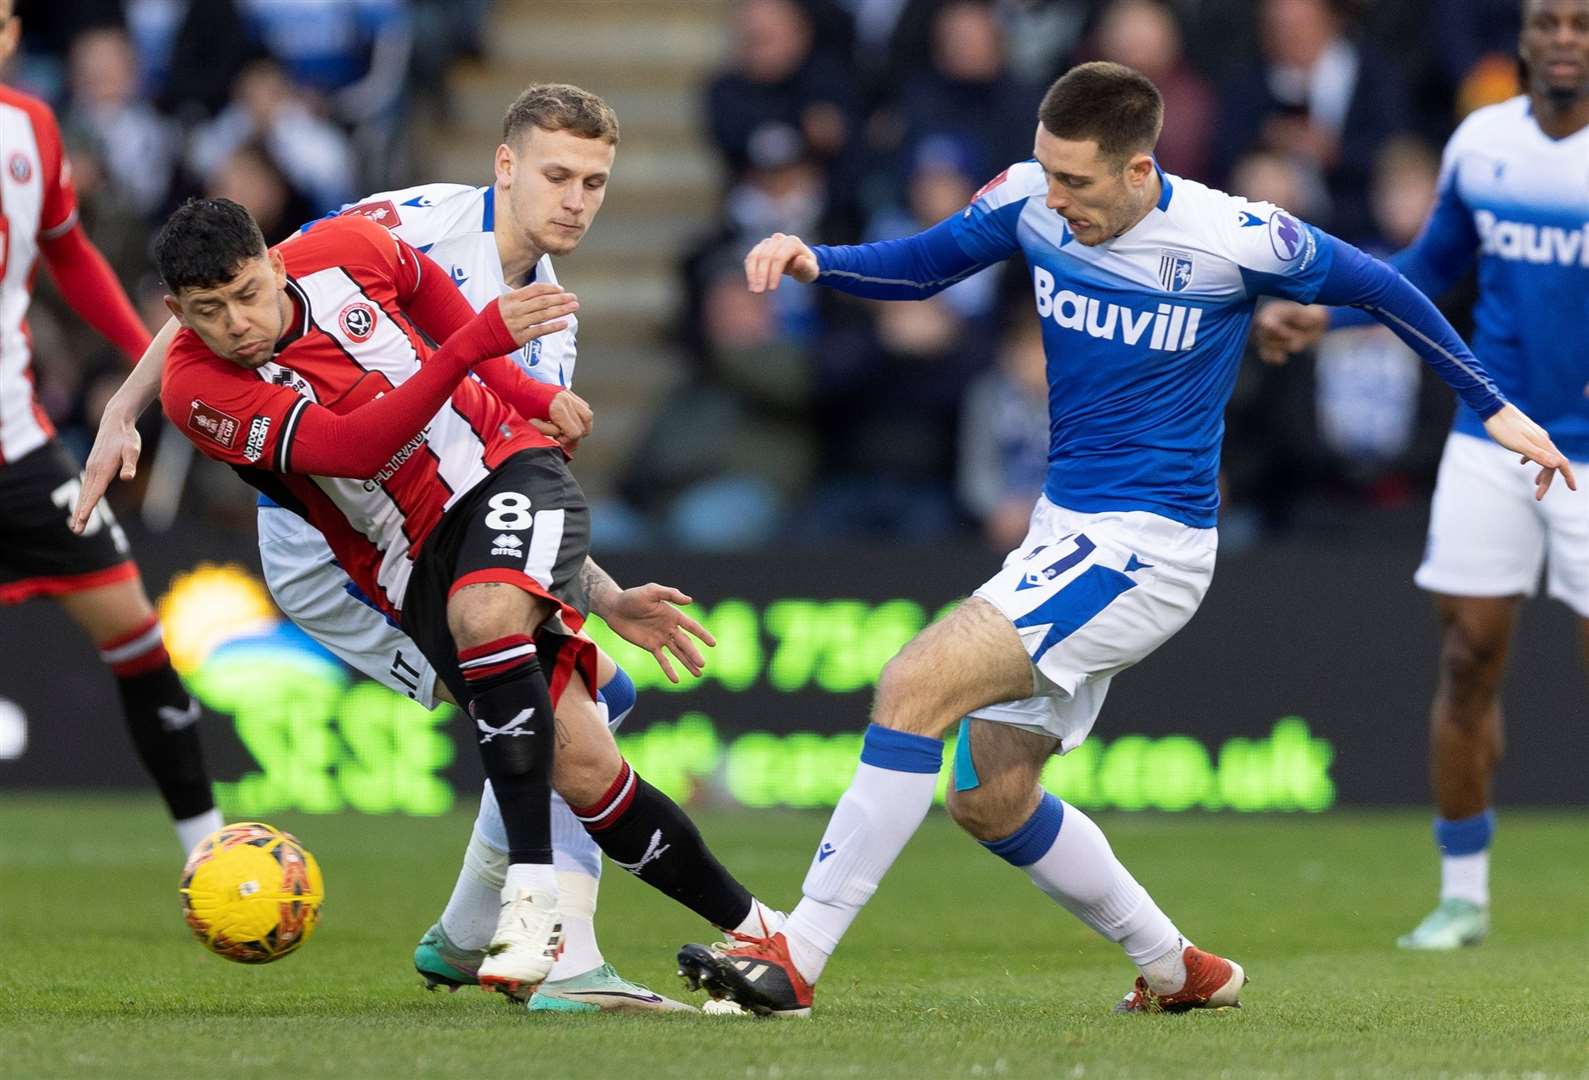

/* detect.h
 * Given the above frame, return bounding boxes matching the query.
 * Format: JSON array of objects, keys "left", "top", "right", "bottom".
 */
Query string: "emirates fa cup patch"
[{"left": 187, "top": 400, "right": 240, "bottom": 448}]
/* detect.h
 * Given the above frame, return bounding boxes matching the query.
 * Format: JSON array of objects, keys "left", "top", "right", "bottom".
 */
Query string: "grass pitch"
[{"left": 2, "top": 796, "right": 1586, "bottom": 1079}]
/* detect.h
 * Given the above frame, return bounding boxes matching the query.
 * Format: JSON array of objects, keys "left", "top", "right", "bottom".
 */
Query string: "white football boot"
[{"left": 477, "top": 886, "right": 563, "bottom": 999}]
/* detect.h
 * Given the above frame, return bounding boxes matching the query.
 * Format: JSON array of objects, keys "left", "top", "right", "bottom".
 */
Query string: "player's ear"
[
  {"left": 1125, "top": 152, "right": 1155, "bottom": 187},
  {"left": 494, "top": 142, "right": 515, "bottom": 188},
  {"left": 269, "top": 248, "right": 287, "bottom": 287},
  {"left": 163, "top": 294, "right": 188, "bottom": 327}
]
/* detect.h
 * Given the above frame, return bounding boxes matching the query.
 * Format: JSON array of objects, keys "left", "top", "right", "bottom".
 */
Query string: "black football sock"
[
  {"left": 102, "top": 616, "right": 215, "bottom": 821},
  {"left": 571, "top": 759, "right": 753, "bottom": 929},
  {"left": 458, "top": 634, "right": 554, "bottom": 865}
]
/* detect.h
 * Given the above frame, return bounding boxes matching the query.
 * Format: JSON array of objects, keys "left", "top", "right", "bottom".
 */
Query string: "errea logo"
[
  {"left": 1032, "top": 267, "right": 1203, "bottom": 352},
  {"left": 491, "top": 533, "right": 523, "bottom": 557}
]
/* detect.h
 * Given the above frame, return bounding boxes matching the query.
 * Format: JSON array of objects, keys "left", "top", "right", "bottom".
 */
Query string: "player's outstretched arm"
[
  {"left": 1305, "top": 237, "right": 1572, "bottom": 497},
  {"left": 579, "top": 557, "right": 716, "bottom": 683},
  {"left": 747, "top": 216, "right": 1002, "bottom": 302},
  {"left": 70, "top": 317, "right": 182, "bottom": 534}
]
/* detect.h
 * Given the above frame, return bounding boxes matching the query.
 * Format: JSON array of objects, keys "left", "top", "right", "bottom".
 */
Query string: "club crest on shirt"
[
  {"left": 1158, "top": 249, "right": 1195, "bottom": 293},
  {"left": 340, "top": 302, "right": 377, "bottom": 342},
  {"left": 8, "top": 153, "right": 31, "bottom": 183},
  {"left": 186, "top": 399, "right": 239, "bottom": 448}
]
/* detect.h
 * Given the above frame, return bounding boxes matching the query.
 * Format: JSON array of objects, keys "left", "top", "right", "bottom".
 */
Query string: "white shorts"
[
  {"left": 257, "top": 504, "right": 441, "bottom": 709},
  {"left": 969, "top": 496, "right": 1217, "bottom": 752},
  {"left": 1416, "top": 432, "right": 1589, "bottom": 617}
]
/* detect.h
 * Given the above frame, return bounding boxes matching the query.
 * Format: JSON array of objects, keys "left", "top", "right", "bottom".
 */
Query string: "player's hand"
[
  {"left": 599, "top": 583, "right": 717, "bottom": 683},
  {"left": 70, "top": 401, "right": 142, "bottom": 534},
  {"left": 1253, "top": 301, "right": 1328, "bottom": 365},
  {"left": 1482, "top": 403, "right": 1578, "bottom": 500},
  {"left": 530, "top": 389, "right": 593, "bottom": 453},
  {"left": 498, "top": 283, "right": 578, "bottom": 347},
  {"left": 744, "top": 232, "right": 819, "bottom": 293}
]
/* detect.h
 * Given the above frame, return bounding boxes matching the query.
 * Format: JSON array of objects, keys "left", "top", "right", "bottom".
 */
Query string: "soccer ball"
[{"left": 179, "top": 822, "right": 325, "bottom": 964}]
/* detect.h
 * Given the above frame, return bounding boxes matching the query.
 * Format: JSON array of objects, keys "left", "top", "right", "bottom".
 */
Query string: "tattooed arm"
[{"left": 580, "top": 556, "right": 717, "bottom": 683}]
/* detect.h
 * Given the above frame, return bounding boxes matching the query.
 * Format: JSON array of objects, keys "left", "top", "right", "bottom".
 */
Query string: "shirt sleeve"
[
  {"left": 1228, "top": 200, "right": 1337, "bottom": 303},
  {"left": 32, "top": 101, "right": 78, "bottom": 239},
  {"left": 809, "top": 161, "right": 1035, "bottom": 300},
  {"left": 160, "top": 339, "right": 307, "bottom": 471}
]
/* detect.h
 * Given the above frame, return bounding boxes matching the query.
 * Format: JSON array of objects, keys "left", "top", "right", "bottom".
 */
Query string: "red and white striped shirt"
[
  {"left": 0, "top": 86, "right": 77, "bottom": 463},
  {"left": 161, "top": 214, "right": 555, "bottom": 616}
]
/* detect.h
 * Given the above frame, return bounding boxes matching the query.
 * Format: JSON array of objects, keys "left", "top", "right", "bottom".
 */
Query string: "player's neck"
[
  {"left": 491, "top": 184, "right": 546, "bottom": 287},
  {"left": 1531, "top": 90, "right": 1589, "bottom": 140},
  {"left": 1113, "top": 171, "right": 1162, "bottom": 241}
]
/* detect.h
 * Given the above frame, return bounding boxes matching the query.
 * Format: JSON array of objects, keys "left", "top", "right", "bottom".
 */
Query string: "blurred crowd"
[
  {"left": 617, "top": 0, "right": 1521, "bottom": 552},
  {"left": 18, "top": 0, "right": 1529, "bottom": 553},
  {"left": 15, "top": 0, "right": 487, "bottom": 498}
]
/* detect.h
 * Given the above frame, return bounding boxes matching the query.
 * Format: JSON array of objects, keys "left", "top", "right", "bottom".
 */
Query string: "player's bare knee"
[
  {"left": 1438, "top": 620, "right": 1508, "bottom": 704},
  {"left": 947, "top": 783, "right": 1037, "bottom": 842},
  {"left": 447, "top": 582, "right": 548, "bottom": 649}
]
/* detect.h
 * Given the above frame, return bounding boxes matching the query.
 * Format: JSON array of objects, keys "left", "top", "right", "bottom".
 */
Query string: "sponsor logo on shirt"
[
  {"left": 339, "top": 200, "right": 402, "bottom": 229},
  {"left": 186, "top": 400, "right": 239, "bottom": 448},
  {"left": 8, "top": 153, "right": 31, "bottom": 183},
  {"left": 243, "top": 416, "right": 271, "bottom": 463},
  {"left": 1474, "top": 209, "right": 1589, "bottom": 267},
  {"left": 491, "top": 533, "right": 523, "bottom": 557},
  {"left": 1032, "top": 268, "right": 1203, "bottom": 352},
  {"left": 340, "top": 302, "right": 377, "bottom": 342},
  {"left": 362, "top": 429, "right": 427, "bottom": 491}
]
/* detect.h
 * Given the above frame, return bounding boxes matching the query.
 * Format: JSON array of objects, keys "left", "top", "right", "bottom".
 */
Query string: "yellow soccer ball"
[{"left": 179, "top": 822, "right": 325, "bottom": 963}]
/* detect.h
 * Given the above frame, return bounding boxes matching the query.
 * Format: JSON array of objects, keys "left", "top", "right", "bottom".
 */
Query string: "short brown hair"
[
  {"left": 502, "top": 83, "right": 620, "bottom": 146},
  {"left": 1037, "top": 61, "right": 1163, "bottom": 164}
]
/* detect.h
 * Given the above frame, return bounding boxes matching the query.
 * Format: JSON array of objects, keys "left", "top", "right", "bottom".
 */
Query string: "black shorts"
[
  {"left": 0, "top": 440, "right": 137, "bottom": 604},
  {"left": 400, "top": 447, "right": 595, "bottom": 707}
]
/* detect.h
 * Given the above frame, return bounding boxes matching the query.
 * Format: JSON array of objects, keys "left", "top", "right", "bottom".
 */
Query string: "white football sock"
[
  {"left": 551, "top": 790, "right": 602, "bottom": 878},
  {"left": 440, "top": 821, "right": 507, "bottom": 951},
  {"left": 546, "top": 870, "right": 604, "bottom": 981},
  {"left": 503, "top": 861, "right": 557, "bottom": 898},
  {"left": 174, "top": 808, "right": 223, "bottom": 856},
  {"left": 994, "top": 796, "right": 1186, "bottom": 994},
  {"left": 784, "top": 729, "right": 944, "bottom": 984},
  {"left": 475, "top": 780, "right": 509, "bottom": 852},
  {"left": 731, "top": 897, "right": 786, "bottom": 938},
  {"left": 1440, "top": 851, "right": 1490, "bottom": 907}
]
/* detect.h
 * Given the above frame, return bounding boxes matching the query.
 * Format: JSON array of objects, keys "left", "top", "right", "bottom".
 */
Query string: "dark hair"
[
  {"left": 1038, "top": 61, "right": 1163, "bottom": 164},
  {"left": 154, "top": 197, "right": 268, "bottom": 293},
  {"left": 502, "top": 83, "right": 620, "bottom": 146}
]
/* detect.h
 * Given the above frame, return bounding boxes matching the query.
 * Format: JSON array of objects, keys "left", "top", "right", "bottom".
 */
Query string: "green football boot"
[
  {"left": 414, "top": 922, "right": 485, "bottom": 993},
  {"left": 527, "top": 963, "right": 696, "bottom": 1014},
  {"left": 1396, "top": 899, "right": 1489, "bottom": 950}
]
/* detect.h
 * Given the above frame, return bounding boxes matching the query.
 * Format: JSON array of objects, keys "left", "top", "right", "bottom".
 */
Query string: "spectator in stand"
[
  {"left": 1306, "top": 137, "right": 1448, "bottom": 500},
  {"left": 64, "top": 26, "right": 178, "bottom": 217},
  {"left": 126, "top": 0, "right": 259, "bottom": 121},
  {"left": 1434, "top": 0, "right": 1522, "bottom": 117},
  {"left": 801, "top": 275, "right": 994, "bottom": 542},
  {"left": 205, "top": 140, "right": 318, "bottom": 246},
  {"left": 1091, "top": 0, "right": 1215, "bottom": 181},
  {"left": 187, "top": 60, "right": 357, "bottom": 215},
  {"left": 866, "top": 134, "right": 1000, "bottom": 322},
  {"left": 10, "top": 0, "right": 121, "bottom": 100},
  {"left": 704, "top": 0, "right": 858, "bottom": 194},
  {"left": 622, "top": 254, "right": 816, "bottom": 550},
  {"left": 237, "top": 0, "right": 410, "bottom": 126},
  {"left": 957, "top": 312, "right": 1048, "bottom": 551},
  {"left": 892, "top": 1, "right": 1039, "bottom": 194},
  {"left": 1212, "top": 0, "right": 1411, "bottom": 243}
]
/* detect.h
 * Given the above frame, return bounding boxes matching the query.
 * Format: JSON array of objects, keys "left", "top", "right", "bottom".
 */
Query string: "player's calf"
[{"left": 98, "top": 613, "right": 221, "bottom": 853}]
